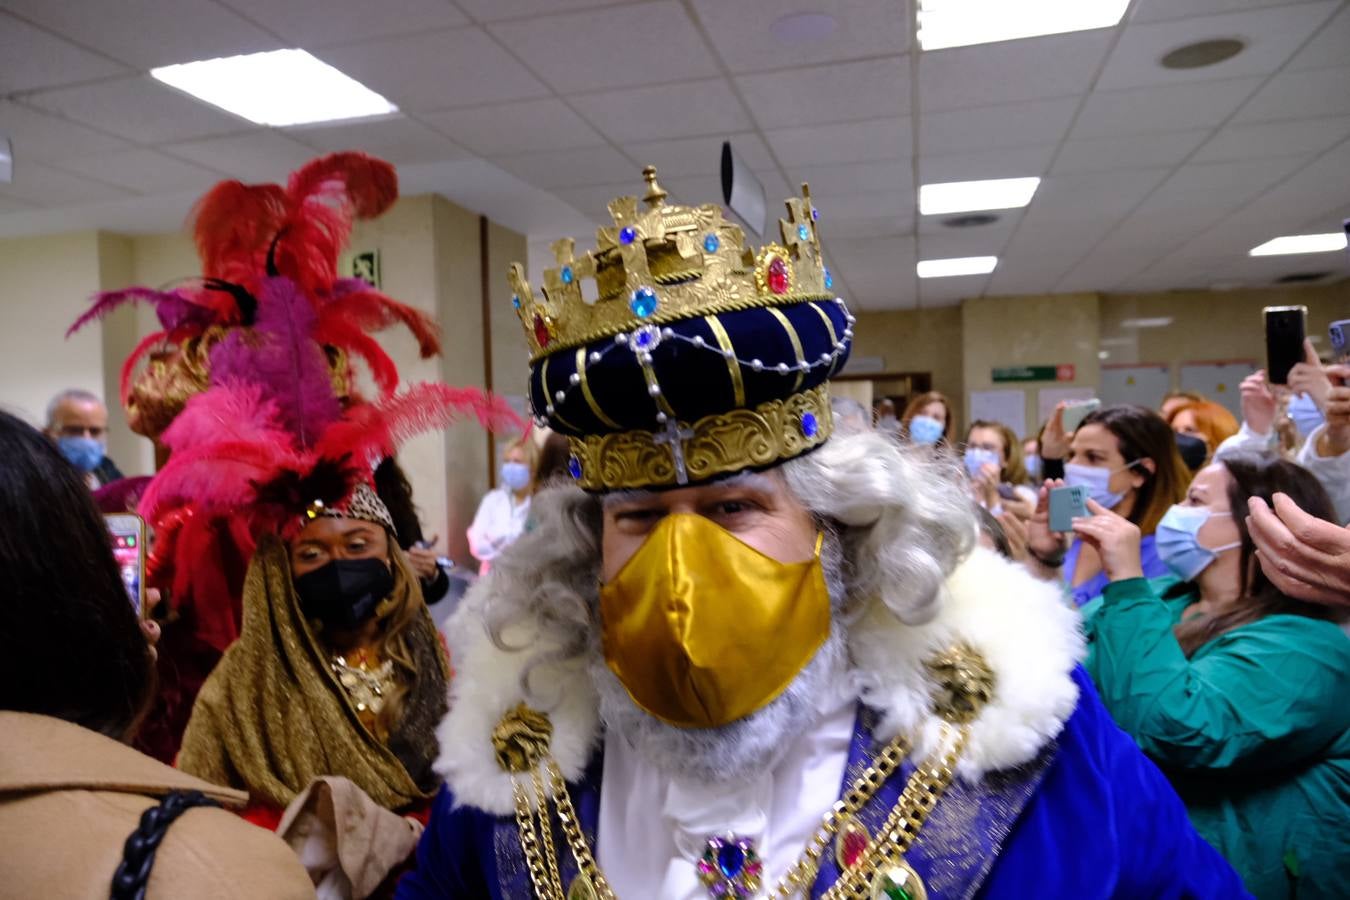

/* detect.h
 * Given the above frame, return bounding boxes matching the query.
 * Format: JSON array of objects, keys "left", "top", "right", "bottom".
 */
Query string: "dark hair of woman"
[
  {"left": 1174, "top": 454, "right": 1346, "bottom": 656},
  {"left": 0, "top": 409, "right": 153, "bottom": 738},
  {"left": 373, "top": 456, "right": 424, "bottom": 550},
  {"left": 1079, "top": 404, "right": 1190, "bottom": 535},
  {"left": 534, "top": 432, "right": 575, "bottom": 488}
]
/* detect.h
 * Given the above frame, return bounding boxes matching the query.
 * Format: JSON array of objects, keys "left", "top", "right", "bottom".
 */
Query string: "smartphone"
[
  {"left": 1264, "top": 305, "right": 1308, "bottom": 385},
  {"left": 1048, "top": 485, "right": 1089, "bottom": 533},
  {"left": 1061, "top": 399, "right": 1101, "bottom": 434},
  {"left": 1330, "top": 319, "right": 1349, "bottom": 364},
  {"left": 105, "top": 513, "right": 147, "bottom": 619}
]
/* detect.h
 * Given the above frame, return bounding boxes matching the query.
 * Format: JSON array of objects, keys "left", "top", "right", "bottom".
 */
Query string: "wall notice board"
[
  {"left": 1100, "top": 364, "right": 1171, "bottom": 410},
  {"left": 1179, "top": 361, "right": 1255, "bottom": 419}
]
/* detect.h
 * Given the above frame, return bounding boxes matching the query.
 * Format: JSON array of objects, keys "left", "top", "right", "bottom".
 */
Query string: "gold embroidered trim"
[{"left": 566, "top": 383, "right": 834, "bottom": 491}]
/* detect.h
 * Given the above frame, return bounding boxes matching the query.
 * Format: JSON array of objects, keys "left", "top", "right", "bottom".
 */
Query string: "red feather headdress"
[{"left": 67, "top": 152, "right": 442, "bottom": 433}]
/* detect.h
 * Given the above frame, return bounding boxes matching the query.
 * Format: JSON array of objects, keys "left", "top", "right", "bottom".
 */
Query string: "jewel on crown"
[{"left": 510, "top": 166, "right": 833, "bottom": 359}]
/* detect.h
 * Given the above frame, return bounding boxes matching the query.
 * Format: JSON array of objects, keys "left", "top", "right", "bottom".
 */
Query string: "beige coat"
[{"left": 0, "top": 711, "right": 315, "bottom": 899}]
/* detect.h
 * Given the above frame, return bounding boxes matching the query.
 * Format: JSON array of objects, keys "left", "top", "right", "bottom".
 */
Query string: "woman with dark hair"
[
  {"left": 374, "top": 457, "right": 450, "bottom": 604},
  {"left": 1027, "top": 404, "right": 1191, "bottom": 606},
  {"left": 1079, "top": 454, "right": 1350, "bottom": 898},
  {"left": 0, "top": 411, "right": 312, "bottom": 898}
]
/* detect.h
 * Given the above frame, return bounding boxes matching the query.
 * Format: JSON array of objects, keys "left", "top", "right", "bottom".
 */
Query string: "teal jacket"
[{"left": 1084, "top": 577, "right": 1350, "bottom": 900}]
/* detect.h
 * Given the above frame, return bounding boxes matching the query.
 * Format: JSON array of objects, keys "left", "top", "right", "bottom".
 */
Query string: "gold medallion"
[
  {"left": 566, "top": 872, "right": 597, "bottom": 900},
  {"left": 835, "top": 815, "right": 872, "bottom": 871},
  {"left": 870, "top": 860, "right": 927, "bottom": 900}
]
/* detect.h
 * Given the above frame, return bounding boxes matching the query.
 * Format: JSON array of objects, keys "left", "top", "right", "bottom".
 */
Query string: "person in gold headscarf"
[{"left": 178, "top": 484, "right": 448, "bottom": 819}]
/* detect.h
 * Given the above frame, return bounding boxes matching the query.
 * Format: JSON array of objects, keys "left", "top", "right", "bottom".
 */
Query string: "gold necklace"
[
  {"left": 493, "top": 644, "right": 992, "bottom": 900},
  {"left": 330, "top": 652, "right": 395, "bottom": 716}
]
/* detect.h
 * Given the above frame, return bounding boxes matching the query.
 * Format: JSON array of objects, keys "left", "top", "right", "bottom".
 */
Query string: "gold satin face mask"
[{"left": 599, "top": 513, "right": 830, "bottom": 729}]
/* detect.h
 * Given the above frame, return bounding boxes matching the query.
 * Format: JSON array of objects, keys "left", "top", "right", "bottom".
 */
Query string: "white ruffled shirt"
[{"left": 596, "top": 685, "right": 856, "bottom": 898}]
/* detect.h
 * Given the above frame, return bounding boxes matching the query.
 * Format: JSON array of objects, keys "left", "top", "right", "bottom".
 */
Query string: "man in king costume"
[{"left": 397, "top": 170, "right": 1248, "bottom": 899}]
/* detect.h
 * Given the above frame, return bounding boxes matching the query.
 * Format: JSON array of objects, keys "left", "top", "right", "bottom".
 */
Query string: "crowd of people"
[{"left": 2, "top": 153, "right": 1347, "bottom": 900}]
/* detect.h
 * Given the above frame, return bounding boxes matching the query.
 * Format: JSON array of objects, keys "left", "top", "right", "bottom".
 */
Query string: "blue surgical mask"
[
  {"left": 1156, "top": 505, "right": 1241, "bottom": 582},
  {"left": 1064, "top": 459, "right": 1142, "bottom": 510},
  {"left": 908, "top": 414, "right": 944, "bottom": 445},
  {"left": 964, "top": 447, "right": 1002, "bottom": 479},
  {"left": 1288, "top": 393, "right": 1325, "bottom": 438},
  {"left": 58, "top": 435, "right": 104, "bottom": 473},
  {"left": 1025, "top": 454, "right": 1042, "bottom": 482},
  {"left": 500, "top": 461, "right": 531, "bottom": 491}
]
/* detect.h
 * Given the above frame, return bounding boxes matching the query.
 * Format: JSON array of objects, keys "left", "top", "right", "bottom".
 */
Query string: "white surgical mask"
[
  {"left": 908, "top": 414, "right": 944, "bottom": 445},
  {"left": 1064, "top": 459, "right": 1143, "bottom": 510}
]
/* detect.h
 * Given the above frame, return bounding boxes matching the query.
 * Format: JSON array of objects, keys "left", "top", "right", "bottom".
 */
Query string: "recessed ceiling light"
[
  {"left": 916, "top": 0, "right": 1129, "bottom": 51},
  {"left": 1249, "top": 233, "right": 1348, "bottom": 256},
  {"left": 919, "top": 177, "right": 1040, "bottom": 215},
  {"left": 151, "top": 49, "right": 397, "bottom": 127},
  {"left": 1160, "top": 38, "right": 1245, "bottom": 70},
  {"left": 1120, "top": 317, "right": 1174, "bottom": 329},
  {"left": 917, "top": 256, "right": 998, "bottom": 278},
  {"left": 770, "top": 12, "right": 837, "bottom": 44}
]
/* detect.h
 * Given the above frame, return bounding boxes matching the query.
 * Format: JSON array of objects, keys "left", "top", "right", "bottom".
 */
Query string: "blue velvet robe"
[{"left": 397, "top": 669, "right": 1249, "bottom": 898}]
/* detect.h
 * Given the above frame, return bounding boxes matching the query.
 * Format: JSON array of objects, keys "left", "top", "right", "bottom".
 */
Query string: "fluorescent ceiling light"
[
  {"left": 151, "top": 49, "right": 397, "bottom": 127},
  {"left": 920, "top": 177, "right": 1040, "bottom": 215},
  {"left": 917, "top": 0, "right": 1129, "bottom": 51},
  {"left": 917, "top": 256, "right": 998, "bottom": 278},
  {"left": 1120, "top": 317, "right": 1174, "bottom": 329},
  {"left": 1248, "top": 232, "right": 1348, "bottom": 256}
]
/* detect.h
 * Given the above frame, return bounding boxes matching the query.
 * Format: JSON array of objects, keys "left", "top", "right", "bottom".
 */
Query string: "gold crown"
[{"left": 509, "top": 166, "right": 835, "bottom": 360}]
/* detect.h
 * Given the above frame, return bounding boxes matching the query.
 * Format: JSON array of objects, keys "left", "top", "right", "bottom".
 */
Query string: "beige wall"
[
  {"left": 0, "top": 231, "right": 105, "bottom": 430},
  {"left": 848, "top": 306, "right": 964, "bottom": 401}
]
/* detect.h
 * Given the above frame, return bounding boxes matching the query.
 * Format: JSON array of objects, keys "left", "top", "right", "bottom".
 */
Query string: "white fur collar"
[{"left": 434, "top": 547, "right": 1083, "bottom": 817}]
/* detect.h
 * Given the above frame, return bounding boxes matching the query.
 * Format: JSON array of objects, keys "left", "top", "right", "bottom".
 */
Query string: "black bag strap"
[{"left": 111, "top": 789, "right": 221, "bottom": 900}]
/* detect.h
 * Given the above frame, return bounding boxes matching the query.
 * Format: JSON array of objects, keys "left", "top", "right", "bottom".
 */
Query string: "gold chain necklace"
[{"left": 493, "top": 644, "right": 992, "bottom": 900}]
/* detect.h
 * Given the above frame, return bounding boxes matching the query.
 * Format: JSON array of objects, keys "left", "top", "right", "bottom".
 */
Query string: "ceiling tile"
[
  {"left": 623, "top": 133, "right": 773, "bottom": 177},
  {"left": 569, "top": 78, "right": 750, "bottom": 142},
  {"left": 0, "top": 0, "right": 281, "bottom": 69},
  {"left": 787, "top": 160, "right": 913, "bottom": 197},
  {"left": 1096, "top": 2, "right": 1338, "bottom": 91},
  {"left": 423, "top": 98, "right": 605, "bottom": 156},
  {"left": 1225, "top": 143, "right": 1350, "bottom": 225},
  {"left": 1191, "top": 116, "right": 1350, "bottom": 163},
  {"left": 767, "top": 118, "right": 912, "bottom": 166},
  {"left": 919, "top": 98, "right": 1078, "bottom": 155},
  {"left": 807, "top": 189, "right": 911, "bottom": 220},
  {"left": 497, "top": 145, "right": 635, "bottom": 189},
  {"left": 0, "top": 195, "right": 37, "bottom": 213},
  {"left": 221, "top": 0, "right": 468, "bottom": 47},
  {"left": 737, "top": 57, "right": 909, "bottom": 129},
  {"left": 918, "top": 31, "right": 1112, "bottom": 113},
  {"left": 1072, "top": 77, "right": 1264, "bottom": 138},
  {"left": 1051, "top": 130, "right": 1210, "bottom": 175},
  {"left": 0, "top": 11, "right": 127, "bottom": 93},
  {"left": 918, "top": 207, "right": 1022, "bottom": 235},
  {"left": 0, "top": 101, "right": 133, "bottom": 163},
  {"left": 23, "top": 76, "right": 252, "bottom": 143},
  {"left": 1132, "top": 0, "right": 1319, "bottom": 24},
  {"left": 164, "top": 131, "right": 318, "bottom": 182},
  {"left": 316, "top": 28, "right": 549, "bottom": 112},
  {"left": 455, "top": 0, "right": 637, "bottom": 22},
  {"left": 919, "top": 275, "right": 989, "bottom": 305},
  {"left": 0, "top": 161, "right": 134, "bottom": 206},
  {"left": 51, "top": 149, "right": 223, "bottom": 193},
  {"left": 490, "top": 2, "right": 718, "bottom": 92},
  {"left": 917, "top": 225, "right": 1014, "bottom": 260},
  {"left": 690, "top": 0, "right": 910, "bottom": 74},
  {"left": 553, "top": 181, "right": 633, "bottom": 220},
  {"left": 1024, "top": 169, "right": 1170, "bottom": 224},
  {"left": 286, "top": 115, "right": 472, "bottom": 164},
  {"left": 1142, "top": 157, "right": 1310, "bottom": 214},
  {"left": 1232, "top": 66, "right": 1350, "bottom": 122},
  {"left": 1287, "top": 4, "right": 1350, "bottom": 70},
  {"left": 820, "top": 214, "right": 911, "bottom": 238},
  {"left": 917, "top": 144, "right": 1055, "bottom": 183}
]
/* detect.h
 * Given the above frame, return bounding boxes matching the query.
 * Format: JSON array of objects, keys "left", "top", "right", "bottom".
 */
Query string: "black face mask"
[
  {"left": 294, "top": 558, "right": 395, "bottom": 631},
  {"left": 1174, "top": 431, "right": 1208, "bottom": 471}
]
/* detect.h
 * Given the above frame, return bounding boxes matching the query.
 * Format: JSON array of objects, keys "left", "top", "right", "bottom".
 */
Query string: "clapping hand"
[
  {"left": 1248, "top": 494, "right": 1350, "bottom": 607},
  {"left": 1240, "top": 369, "right": 1279, "bottom": 435}
]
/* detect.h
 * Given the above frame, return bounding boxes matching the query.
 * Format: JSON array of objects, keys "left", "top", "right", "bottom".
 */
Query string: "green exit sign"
[{"left": 992, "top": 364, "right": 1076, "bottom": 383}]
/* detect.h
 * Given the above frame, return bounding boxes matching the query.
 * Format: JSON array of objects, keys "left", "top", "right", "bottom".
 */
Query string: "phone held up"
[
  {"left": 1264, "top": 305, "right": 1308, "bottom": 385},
  {"left": 1330, "top": 319, "right": 1349, "bottom": 365},
  {"left": 1048, "top": 485, "right": 1089, "bottom": 533},
  {"left": 104, "top": 513, "right": 147, "bottom": 619},
  {"left": 1060, "top": 399, "right": 1101, "bottom": 434}
]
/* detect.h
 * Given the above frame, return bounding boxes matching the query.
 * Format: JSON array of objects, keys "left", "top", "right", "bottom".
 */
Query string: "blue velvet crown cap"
[{"left": 513, "top": 167, "right": 854, "bottom": 491}]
